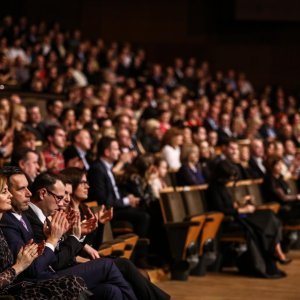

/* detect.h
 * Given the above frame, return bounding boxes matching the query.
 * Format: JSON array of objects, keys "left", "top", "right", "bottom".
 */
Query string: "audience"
[{"left": 0, "top": 15, "right": 300, "bottom": 290}]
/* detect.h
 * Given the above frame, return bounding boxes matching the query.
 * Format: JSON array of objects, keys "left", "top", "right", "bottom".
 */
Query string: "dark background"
[{"left": 2, "top": 0, "right": 300, "bottom": 92}]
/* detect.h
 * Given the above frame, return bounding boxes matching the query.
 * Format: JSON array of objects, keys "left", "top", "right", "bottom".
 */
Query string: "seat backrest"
[
  {"left": 164, "top": 173, "right": 173, "bottom": 187},
  {"left": 247, "top": 183, "right": 264, "bottom": 205},
  {"left": 159, "top": 190, "right": 186, "bottom": 223},
  {"left": 181, "top": 187, "right": 208, "bottom": 216},
  {"left": 227, "top": 184, "right": 248, "bottom": 205},
  {"left": 103, "top": 222, "right": 114, "bottom": 242},
  {"left": 287, "top": 178, "right": 298, "bottom": 195}
]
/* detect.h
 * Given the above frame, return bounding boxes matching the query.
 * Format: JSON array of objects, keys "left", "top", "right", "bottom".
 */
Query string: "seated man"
[
  {"left": 0, "top": 166, "right": 137, "bottom": 300},
  {"left": 88, "top": 137, "right": 150, "bottom": 238},
  {"left": 10, "top": 147, "right": 40, "bottom": 185}
]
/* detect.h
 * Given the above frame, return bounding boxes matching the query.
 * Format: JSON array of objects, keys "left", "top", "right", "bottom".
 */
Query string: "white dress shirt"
[{"left": 101, "top": 159, "right": 130, "bottom": 206}]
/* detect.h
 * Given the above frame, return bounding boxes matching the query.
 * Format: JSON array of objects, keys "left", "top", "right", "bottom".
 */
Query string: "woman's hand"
[
  {"left": 12, "top": 242, "right": 39, "bottom": 275},
  {"left": 83, "top": 244, "right": 100, "bottom": 260},
  {"left": 81, "top": 217, "right": 98, "bottom": 235},
  {"left": 238, "top": 204, "right": 256, "bottom": 214},
  {"left": 96, "top": 205, "right": 113, "bottom": 224},
  {"left": 71, "top": 211, "right": 82, "bottom": 239}
]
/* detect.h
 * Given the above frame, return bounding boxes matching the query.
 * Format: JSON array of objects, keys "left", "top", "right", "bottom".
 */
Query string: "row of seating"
[
  {"left": 84, "top": 177, "right": 299, "bottom": 280},
  {"left": 158, "top": 177, "right": 299, "bottom": 280},
  {"left": 159, "top": 185, "right": 223, "bottom": 279}
]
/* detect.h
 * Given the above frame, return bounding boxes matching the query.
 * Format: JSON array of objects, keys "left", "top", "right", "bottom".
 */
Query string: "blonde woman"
[{"left": 176, "top": 143, "right": 206, "bottom": 186}]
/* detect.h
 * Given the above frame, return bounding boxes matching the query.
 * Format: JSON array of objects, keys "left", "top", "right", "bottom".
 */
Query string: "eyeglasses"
[{"left": 46, "top": 189, "right": 65, "bottom": 203}]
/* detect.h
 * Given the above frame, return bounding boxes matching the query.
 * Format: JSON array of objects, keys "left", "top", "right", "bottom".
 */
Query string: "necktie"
[{"left": 20, "top": 217, "right": 29, "bottom": 231}]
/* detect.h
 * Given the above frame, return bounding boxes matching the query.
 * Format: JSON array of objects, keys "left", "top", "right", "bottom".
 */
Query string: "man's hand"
[
  {"left": 128, "top": 194, "right": 140, "bottom": 208},
  {"left": 67, "top": 157, "right": 84, "bottom": 169},
  {"left": 46, "top": 211, "right": 69, "bottom": 247}
]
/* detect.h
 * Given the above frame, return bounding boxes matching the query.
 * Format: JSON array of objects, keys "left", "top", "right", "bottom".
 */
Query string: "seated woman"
[
  {"left": 148, "top": 157, "right": 169, "bottom": 199},
  {"left": 0, "top": 174, "right": 88, "bottom": 299},
  {"left": 239, "top": 143, "right": 254, "bottom": 179},
  {"left": 207, "top": 160, "right": 290, "bottom": 278},
  {"left": 263, "top": 155, "right": 300, "bottom": 225},
  {"left": 176, "top": 143, "right": 206, "bottom": 186},
  {"left": 161, "top": 128, "right": 183, "bottom": 171}
]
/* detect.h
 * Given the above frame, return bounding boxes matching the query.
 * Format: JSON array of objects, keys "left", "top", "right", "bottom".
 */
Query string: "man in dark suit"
[
  {"left": 63, "top": 129, "right": 93, "bottom": 170},
  {"left": 259, "top": 114, "right": 277, "bottom": 140},
  {"left": 217, "top": 113, "right": 233, "bottom": 146},
  {"left": 88, "top": 136, "right": 150, "bottom": 237},
  {"left": 0, "top": 167, "right": 137, "bottom": 300},
  {"left": 249, "top": 139, "right": 266, "bottom": 179}
]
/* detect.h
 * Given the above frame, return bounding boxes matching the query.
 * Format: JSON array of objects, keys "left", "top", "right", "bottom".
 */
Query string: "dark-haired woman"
[
  {"left": 207, "top": 159, "right": 289, "bottom": 278},
  {"left": 263, "top": 156, "right": 300, "bottom": 225}
]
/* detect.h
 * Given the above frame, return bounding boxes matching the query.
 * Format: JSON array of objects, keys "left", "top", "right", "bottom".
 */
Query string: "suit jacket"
[
  {"left": 63, "top": 145, "right": 92, "bottom": 170},
  {"left": 88, "top": 159, "right": 125, "bottom": 208},
  {"left": 217, "top": 128, "right": 232, "bottom": 145},
  {"left": 24, "top": 207, "right": 84, "bottom": 270},
  {"left": 0, "top": 212, "right": 56, "bottom": 279},
  {"left": 176, "top": 164, "right": 206, "bottom": 186},
  {"left": 259, "top": 124, "right": 277, "bottom": 139},
  {"left": 249, "top": 157, "right": 266, "bottom": 179}
]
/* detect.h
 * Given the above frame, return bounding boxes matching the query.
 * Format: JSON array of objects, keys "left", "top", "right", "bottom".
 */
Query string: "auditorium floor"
[{"left": 156, "top": 250, "right": 300, "bottom": 300}]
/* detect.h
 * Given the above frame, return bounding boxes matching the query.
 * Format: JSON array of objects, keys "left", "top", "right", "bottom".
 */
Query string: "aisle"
[{"left": 156, "top": 251, "right": 300, "bottom": 300}]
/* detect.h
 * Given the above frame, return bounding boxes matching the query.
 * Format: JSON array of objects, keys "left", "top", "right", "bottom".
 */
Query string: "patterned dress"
[{"left": 0, "top": 228, "right": 88, "bottom": 300}]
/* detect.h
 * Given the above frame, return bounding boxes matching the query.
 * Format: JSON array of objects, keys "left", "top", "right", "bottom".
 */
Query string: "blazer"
[
  {"left": 249, "top": 157, "right": 266, "bottom": 179},
  {"left": 88, "top": 159, "right": 125, "bottom": 208},
  {"left": 0, "top": 212, "right": 56, "bottom": 280},
  {"left": 24, "top": 207, "right": 84, "bottom": 270},
  {"left": 176, "top": 164, "right": 206, "bottom": 186},
  {"left": 63, "top": 145, "right": 92, "bottom": 170},
  {"left": 217, "top": 128, "right": 232, "bottom": 145},
  {"left": 259, "top": 124, "right": 277, "bottom": 139}
]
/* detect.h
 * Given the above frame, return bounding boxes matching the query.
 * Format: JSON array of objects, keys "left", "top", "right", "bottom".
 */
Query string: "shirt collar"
[
  {"left": 11, "top": 212, "right": 22, "bottom": 221},
  {"left": 29, "top": 202, "right": 47, "bottom": 224},
  {"left": 101, "top": 158, "right": 113, "bottom": 170},
  {"left": 75, "top": 146, "right": 86, "bottom": 157}
]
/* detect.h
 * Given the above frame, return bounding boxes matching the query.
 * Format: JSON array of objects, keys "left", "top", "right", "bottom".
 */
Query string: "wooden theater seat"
[
  {"left": 159, "top": 188, "right": 204, "bottom": 261},
  {"left": 103, "top": 222, "right": 139, "bottom": 259},
  {"left": 246, "top": 179, "right": 280, "bottom": 214},
  {"left": 179, "top": 185, "right": 224, "bottom": 256}
]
